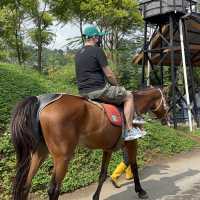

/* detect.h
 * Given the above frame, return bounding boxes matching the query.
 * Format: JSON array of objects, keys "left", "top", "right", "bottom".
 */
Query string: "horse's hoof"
[
  {"left": 138, "top": 190, "right": 149, "bottom": 199},
  {"left": 92, "top": 193, "right": 99, "bottom": 200}
]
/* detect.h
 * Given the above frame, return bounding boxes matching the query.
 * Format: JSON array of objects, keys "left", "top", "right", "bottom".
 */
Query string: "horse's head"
[{"left": 151, "top": 88, "right": 170, "bottom": 126}]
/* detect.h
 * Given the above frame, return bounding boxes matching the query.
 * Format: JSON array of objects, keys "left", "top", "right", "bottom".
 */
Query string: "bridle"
[
  {"left": 151, "top": 88, "right": 170, "bottom": 126},
  {"left": 152, "top": 88, "right": 168, "bottom": 112}
]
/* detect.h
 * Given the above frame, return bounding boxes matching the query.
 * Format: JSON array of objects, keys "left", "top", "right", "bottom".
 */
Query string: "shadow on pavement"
[{"left": 105, "top": 163, "right": 200, "bottom": 200}]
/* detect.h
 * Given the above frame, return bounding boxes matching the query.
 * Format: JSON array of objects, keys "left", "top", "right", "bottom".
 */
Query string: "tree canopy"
[{"left": 0, "top": 0, "right": 143, "bottom": 71}]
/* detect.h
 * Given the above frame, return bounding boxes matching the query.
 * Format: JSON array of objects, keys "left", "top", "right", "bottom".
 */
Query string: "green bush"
[
  {"left": 0, "top": 63, "right": 77, "bottom": 131},
  {"left": 0, "top": 64, "right": 48, "bottom": 130}
]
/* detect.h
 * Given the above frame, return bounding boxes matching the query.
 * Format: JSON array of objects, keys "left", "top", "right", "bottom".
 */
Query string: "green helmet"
[{"left": 83, "top": 25, "right": 106, "bottom": 38}]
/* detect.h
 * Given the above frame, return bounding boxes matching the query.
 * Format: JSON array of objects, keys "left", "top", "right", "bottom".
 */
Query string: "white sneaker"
[{"left": 124, "top": 128, "right": 143, "bottom": 141}]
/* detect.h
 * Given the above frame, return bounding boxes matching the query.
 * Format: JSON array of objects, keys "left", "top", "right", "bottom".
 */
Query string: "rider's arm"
[
  {"left": 96, "top": 47, "right": 118, "bottom": 86},
  {"left": 102, "top": 66, "right": 118, "bottom": 86}
]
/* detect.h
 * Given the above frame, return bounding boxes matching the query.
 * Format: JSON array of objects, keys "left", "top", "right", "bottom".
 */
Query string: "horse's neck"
[{"left": 134, "top": 89, "right": 158, "bottom": 114}]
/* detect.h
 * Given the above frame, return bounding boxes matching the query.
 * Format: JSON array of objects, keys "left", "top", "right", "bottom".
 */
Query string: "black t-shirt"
[{"left": 75, "top": 45, "right": 108, "bottom": 94}]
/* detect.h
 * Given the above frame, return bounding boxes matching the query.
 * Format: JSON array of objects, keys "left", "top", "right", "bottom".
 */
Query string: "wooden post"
[
  {"left": 159, "top": 24, "right": 164, "bottom": 86},
  {"left": 170, "top": 15, "right": 177, "bottom": 128},
  {"left": 147, "top": 26, "right": 153, "bottom": 86},
  {"left": 141, "top": 21, "right": 148, "bottom": 87}
]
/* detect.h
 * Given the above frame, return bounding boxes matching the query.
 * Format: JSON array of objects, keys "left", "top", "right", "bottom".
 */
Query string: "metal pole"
[
  {"left": 179, "top": 19, "right": 193, "bottom": 132},
  {"left": 147, "top": 52, "right": 151, "bottom": 86},
  {"left": 189, "top": 0, "right": 192, "bottom": 13},
  {"left": 183, "top": 17, "right": 200, "bottom": 127},
  {"left": 170, "top": 15, "right": 177, "bottom": 128},
  {"left": 147, "top": 26, "right": 153, "bottom": 86}
]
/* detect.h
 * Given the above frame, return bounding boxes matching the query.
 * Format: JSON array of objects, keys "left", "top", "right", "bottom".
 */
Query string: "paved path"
[{"left": 60, "top": 148, "right": 200, "bottom": 200}]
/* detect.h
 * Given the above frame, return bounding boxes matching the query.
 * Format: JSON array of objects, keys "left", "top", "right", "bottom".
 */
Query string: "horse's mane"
[{"left": 133, "top": 86, "right": 161, "bottom": 96}]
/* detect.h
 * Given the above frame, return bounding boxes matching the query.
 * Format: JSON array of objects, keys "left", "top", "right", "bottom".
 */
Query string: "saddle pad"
[
  {"left": 36, "top": 93, "right": 63, "bottom": 125},
  {"left": 101, "top": 103, "right": 122, "bottom": 127},
  {"left": 30, "top": 94, "right": 63, "bottom": 142}
]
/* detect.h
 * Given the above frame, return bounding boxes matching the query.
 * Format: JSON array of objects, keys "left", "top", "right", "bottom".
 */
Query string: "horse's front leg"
[
  {"left": 125, "top": 141, "right": 148, "bottom": 199},
  {"left": 93, "top": 151, "right": 112, "bottom": 200}
]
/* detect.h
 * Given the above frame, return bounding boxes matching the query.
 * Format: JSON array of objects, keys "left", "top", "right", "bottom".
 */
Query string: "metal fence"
[{"left": 174, "top": 108, "right": 200, "bottom": 123}]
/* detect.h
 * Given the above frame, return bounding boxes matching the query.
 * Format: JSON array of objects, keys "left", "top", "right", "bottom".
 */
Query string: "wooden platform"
[{"left": 133, "top": 13, "right": 200, "bottom": 67}]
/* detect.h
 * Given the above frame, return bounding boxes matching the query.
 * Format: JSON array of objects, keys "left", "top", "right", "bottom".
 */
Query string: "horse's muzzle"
[{"left": 161, "top": 117, "right": 171, "bottom": 127}]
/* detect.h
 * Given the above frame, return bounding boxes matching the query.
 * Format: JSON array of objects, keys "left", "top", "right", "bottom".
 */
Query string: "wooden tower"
[{"left": 134, "top": 0, "right": 200, "bottom": 130}]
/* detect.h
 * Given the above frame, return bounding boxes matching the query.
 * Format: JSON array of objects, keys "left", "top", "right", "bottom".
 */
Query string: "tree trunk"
[
  {"left": 15, "top": 29, "right": 22, "bottom": 65},
  {"left": 37, "top": 42, "right": 42, "bottom": 72},
  {"left": 79, "top": 16, "right": 84, "bottom": 45},
  {"left": 14, "top": 0, "right": 23, "bottom": 65},
  {"left": 20, "top": 39, "right": 25, "bottom": 64},
  {"left": 37, "top": 18, "right": 42, "bottom": 72}
]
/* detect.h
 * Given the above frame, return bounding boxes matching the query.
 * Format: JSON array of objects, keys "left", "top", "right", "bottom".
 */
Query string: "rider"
[
  {"left": 110, "top": 119, "right": 146, "bottom": 188},
  {"left": 75, "top": 25, "right": 143, "bottom": 141}
]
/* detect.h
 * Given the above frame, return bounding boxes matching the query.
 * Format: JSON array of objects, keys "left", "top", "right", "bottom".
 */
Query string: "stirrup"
[
  {"left": 133, "top": 118, "right": 145, "bottom": 125},
  {"left": 133, "top": 117, "right": 145, "bottom": 125}
]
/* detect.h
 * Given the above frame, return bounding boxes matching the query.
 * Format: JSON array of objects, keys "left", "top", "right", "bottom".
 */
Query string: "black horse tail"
[{"left": 11, "top": 96, "right": 39, "bottom": 200}]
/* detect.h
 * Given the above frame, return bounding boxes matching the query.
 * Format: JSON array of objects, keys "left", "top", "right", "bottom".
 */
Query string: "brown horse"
[{"left": 11, "top": 87, "right": 169, "bottom": 200}]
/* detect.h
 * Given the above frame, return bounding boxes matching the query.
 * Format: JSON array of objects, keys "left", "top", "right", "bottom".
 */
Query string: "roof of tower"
[
  {"left": 133, "top": 13, "right": 200, "bottom": 67},
  {"left": 139, "top": 0, "right": 198, "bottom": 23}
]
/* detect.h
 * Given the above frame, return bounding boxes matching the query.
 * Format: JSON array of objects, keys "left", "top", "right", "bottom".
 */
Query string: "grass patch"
[{"left": 191, "top": 129, "right": 200, "bottom": 136}]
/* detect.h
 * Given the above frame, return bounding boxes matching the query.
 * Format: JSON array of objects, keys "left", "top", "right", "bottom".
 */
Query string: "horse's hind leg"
[
  {"left": 48, "top": 154, "right": 72, "bottom": 200},
  {"left": 24, "top": 144, "right": 48, "bottom": 198},
  {"left": 125, "top": 141, "right": 148, "bottom": 199},
  {"left": 93, "top": 151, "right": 112, "bottom": 200}
]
